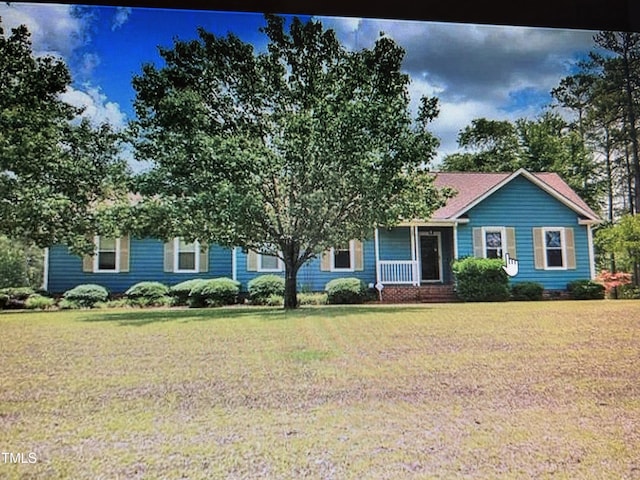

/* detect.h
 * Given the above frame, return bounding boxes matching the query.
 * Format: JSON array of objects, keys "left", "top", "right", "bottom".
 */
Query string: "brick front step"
[{"left": 379, "top": 284, "right": 458, "bottom": 303}]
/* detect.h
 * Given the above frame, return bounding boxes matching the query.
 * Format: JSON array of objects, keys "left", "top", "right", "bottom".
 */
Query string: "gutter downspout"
[
  {"left": 231, "top": 247, "right": 237, "bottom": 282},
  {"left": 587, "top": 224, "right": 596, "bottom": 280}
]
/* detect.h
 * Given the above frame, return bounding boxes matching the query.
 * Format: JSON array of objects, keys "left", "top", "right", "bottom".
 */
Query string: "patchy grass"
[{"left": 1, "top": 301, "right": 640, "bottom": 479}]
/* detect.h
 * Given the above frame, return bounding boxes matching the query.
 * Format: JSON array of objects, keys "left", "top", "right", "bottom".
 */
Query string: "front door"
[{"left": 420, "top": 233, "right": 441, "bottom": 282}]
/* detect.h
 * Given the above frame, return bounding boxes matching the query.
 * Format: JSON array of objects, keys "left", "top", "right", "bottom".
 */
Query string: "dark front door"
[{"left": 420, "top": 234, "right": 441, "bottom": 282}]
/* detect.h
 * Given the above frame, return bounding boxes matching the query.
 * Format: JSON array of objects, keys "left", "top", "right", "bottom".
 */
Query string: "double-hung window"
[
  {"left": 258, "top": 253, "right": 283, "bottom": 272},
  {"left": 331, "top": 241, "right": 354, "bottom": 271},
  {"left": 543, "top": 228, "right": 565, "bottom": 269},
  {"left": 482, "top": 227, "right": 506, "bottom": 259},
  {"left": 94, "top": 236, "right": 119, "bottom": 272},
  {"left": 175, "top": 238, "right": 199, "bottom": 273}
]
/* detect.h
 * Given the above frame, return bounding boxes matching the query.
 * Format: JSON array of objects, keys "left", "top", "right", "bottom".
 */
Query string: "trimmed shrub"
[
  {"left": 567, "top": 279, "right": 605, "bottom": 300},
  {"left": 125, "top": 281, "right": 170, "bottom": 300},
  {"left": 452, "top": 257, "right": 510, "bottom": 302},
  {"left": 169, "top": 279, "right": 207, "bottom": 306},
  {"left": 188, "top": 278, "right": 240, "bottom": 307},
  {"left": 58, "top": 299, "right": 81, "bottom": 310},
  {"left": 63, "top": 284, "right": 109, "bottom": 308},
  {"left": 25, "top": 294, "right": 56, "bottom": 310},
  {"left": 248, "top": 275, "right": 285, "bottom": 305},
  {"left": 619, "top": 284, "right": 640, "bottom": 299},
  {"left": 511, "top": 281, "right": 544, "bottom": 301},
  {"left": 265, "top": 294, "right": 284, "bottom": 307},
  {"left": 95, "top": 298, "right": 131, "bottom": 309},
  {"left": 0, "top": 293, "right": 8, "bottom": 309},
  {"left": 298, "top": 292, "right": 328, "bottom": 305},
  {"left": 325, "top": 278, "right": 367, "bottom": 304},
  {"left": 0, "top": 287, "right": 37, "bottom": 309},
  {"left": 128, "top": 296, "right": 174, "bottom": 308}
]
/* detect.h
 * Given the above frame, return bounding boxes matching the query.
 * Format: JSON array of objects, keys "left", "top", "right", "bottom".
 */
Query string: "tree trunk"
[
  {"left": 283, "top": 265, "right": 299, "bottom": 309},
  {"left": 620, "top": 42, "right": 640, "bottom": 214},
  {"left": 625, "top": 145, "right": 635, "bottom": 214},
  {"left": 605, "top": 129, "right": 614, "bottom": 222},
  {"left": 282, "top": 241, "right": 300, "bottom": 309}
]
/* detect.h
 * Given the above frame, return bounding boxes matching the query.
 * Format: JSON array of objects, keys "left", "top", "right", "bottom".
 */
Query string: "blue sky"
[{"left": 1, "top": 3, "right": 602, "bottom": 163}]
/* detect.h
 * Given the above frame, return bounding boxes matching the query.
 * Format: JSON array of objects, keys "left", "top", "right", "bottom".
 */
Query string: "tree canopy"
[
  {"left": 440, "top": 113, "right": 602, "bottom": 208},
  {"left": 0, "top": 22, "right": 129, "bottom": 253},
  {"left": 129, "top": 14, "right": 447, "bottom": 308}
]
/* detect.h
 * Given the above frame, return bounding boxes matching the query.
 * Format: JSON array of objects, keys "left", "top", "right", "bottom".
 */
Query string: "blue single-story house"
[{"left": 45, "top": 169, "right": 601, "bottom": 302}]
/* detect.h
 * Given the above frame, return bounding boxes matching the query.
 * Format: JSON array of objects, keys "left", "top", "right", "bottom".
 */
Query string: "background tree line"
[{"left": 440, "top": 32, "right": 640, "bottom": 286}]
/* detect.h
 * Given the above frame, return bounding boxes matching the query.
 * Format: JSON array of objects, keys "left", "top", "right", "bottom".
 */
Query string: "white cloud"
[
  {"left": 318, "top": 15, "right": 597, "bottom": 163},
  {"left": 79, "top": 52, "right": 101, "bottom": 77},
  {"left": 0, "top": 2, "right": 89, "bottom": 58},
  {"left": 111, "top": 7, "right": 132, "bottom": 31},
  {"left": 60, "top": 85, "right": 127, "bottom": 130}
]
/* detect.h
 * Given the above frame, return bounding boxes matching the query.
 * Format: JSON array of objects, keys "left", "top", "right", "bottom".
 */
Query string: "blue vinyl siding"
[
  {"left": 47, "top": 238, "right": 232, "bottom": 294},
  {"left": 456, "top": 175, "right": 592, "bottom": 289},
  {"left": 46, "top": 174, "right": 596, "bottom": 296},
  {"left": 236, "top": 240, "right": 377, "bottom": 292}
]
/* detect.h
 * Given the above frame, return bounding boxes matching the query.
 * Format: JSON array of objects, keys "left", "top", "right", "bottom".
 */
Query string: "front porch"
[{"left": 374, "top": 224, "right": 457, "bottom": 287}]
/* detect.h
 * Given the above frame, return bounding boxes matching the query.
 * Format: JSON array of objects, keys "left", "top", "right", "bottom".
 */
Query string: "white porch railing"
[{"left": 379, "top": 260, "right": 419, "bottom": 285}]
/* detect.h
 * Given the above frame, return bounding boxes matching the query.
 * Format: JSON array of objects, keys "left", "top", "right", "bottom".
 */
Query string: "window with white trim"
[
  {"left": 175, "top": 238, "right": 199, "bottom": 273},
  {"left": 94, "top": 236, "right": 119, "bottom": 272},
  {"left": 544, "top": 228, "right": 565, "bottom": 269},
  {"left": 482, "top": 227, "right": 506, "bottom": 259},
  {"left": 258, "top": 253, "right": 283, "bottom": 272},
  {"left": 331, "top": 241, "right": 354, "bottom": 271}
]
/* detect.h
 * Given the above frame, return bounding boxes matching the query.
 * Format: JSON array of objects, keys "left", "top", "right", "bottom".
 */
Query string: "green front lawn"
[{"left": 2, "top": 301, "right": 640, "bottom": 479}]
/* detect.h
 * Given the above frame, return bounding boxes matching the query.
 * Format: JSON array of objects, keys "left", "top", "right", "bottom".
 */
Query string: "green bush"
[
  {"left": 452, "top": 257, "right": 510, "bottom": 302},
  {"left": 188, "top": 278, "right": 240, "bottom": 307},
  {"left": 298, "top": 292, "right": 328, "bottom": 305},
  {"left": 169, "top": 279, "right": 207, "bottom": 306},
  {"left": 0, "top": 287, "right": 37, "bottom": 309},
  {"left": 58, "top": 299, "right": 80, "bottom": 310},
  {"left": 567, "top": 279, "right": 605, "bottom": 300},
  {"left": 63, "top": 284, "right": 109, "bottom": 308},
  {"left": 25, "top": 294, "right": 56, "bottom": 310},
  {"left": 95, "top": 298, "right": 131, "bottom": 309},
  {"left": 619, "top": 284, "right": 640, "bottom": 299},
  {"left": 125, "top": 281, "right": 170, "bottom": 300},
  {"left": 325, "top": 278, "right": 367, "bottom": 304},
  {"left": 511, "top": 281, "right": 544, "bottom": 301},
  {"left": 127, "top": 295, "right": 174, "bottom": 308},
  {"left": 248, "top": 275, "right": 285, "bottom": 304},
  {"left": 265, "top": 294, "right": 284, "bottom": 306}
]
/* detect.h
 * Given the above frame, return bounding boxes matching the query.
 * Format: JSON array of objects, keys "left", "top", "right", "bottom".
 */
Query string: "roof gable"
[{"left": 432, "top": 169, "right": 600, "bottom": 222}]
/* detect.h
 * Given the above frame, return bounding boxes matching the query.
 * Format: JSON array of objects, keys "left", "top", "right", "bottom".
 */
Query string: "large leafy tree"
[
  {"left": 0, "top": 22, "right": 129, "bottom": 253},
  {"left": 596, "top": 215, "right": 640, "bottom": 286},
  {"left": 440, "top": 118, "right": 520, "bottom": 172},
  {"left": 130, "top": 15, "right": 446, "bottom": 308}
]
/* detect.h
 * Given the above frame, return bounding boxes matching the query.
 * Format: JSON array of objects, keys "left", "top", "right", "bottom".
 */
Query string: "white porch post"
[
  {"left": 453, "top": 223, "right": 459, "bottom": 260},
  {"left": 42, "top": 247, "right": 49, "bottom": 291},
  {"left": 374, "top": 227, "right": 381, "bottom": 284},
  {"left": 410, "top": 224, "right": 419, "bottom": 286}
]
